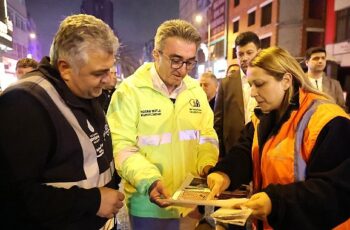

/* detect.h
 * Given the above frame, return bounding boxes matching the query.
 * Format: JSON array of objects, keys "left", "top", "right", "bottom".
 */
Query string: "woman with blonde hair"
[{"left": 207, "top": 47, "right": 350, "bottom": 230}]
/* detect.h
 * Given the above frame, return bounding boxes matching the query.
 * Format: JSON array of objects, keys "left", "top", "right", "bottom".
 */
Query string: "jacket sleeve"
[
  {"left": 107, "top": 82, "right": 162, "bottom": 195},
  {"left": 214, "top": 80, "right": 226, "bottom": 156},
  {"left": 332, "top": 79, "right": 347, "bottom": 112},
  {"left": 264, "top": 117, "right": 350, "bottom": 230},
  {"left": 210, "top": 122, "right": 254, "bottom": 190},
  {"left": 0, "top": 90, "right": 100, "bottom": 227}
]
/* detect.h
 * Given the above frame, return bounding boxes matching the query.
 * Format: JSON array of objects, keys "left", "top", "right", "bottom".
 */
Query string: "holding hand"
[
  {"left": 206, "top": 172, "right": 231, "bottom": 200},
  {"left": 149, "top": 180, "right": 171, "bottom": 207},
  {"left": 243, "top": 192, "right": 271, "bottom": 221},
  {"left": 97, "top": 187, "right": 125, "bottom": 219}
]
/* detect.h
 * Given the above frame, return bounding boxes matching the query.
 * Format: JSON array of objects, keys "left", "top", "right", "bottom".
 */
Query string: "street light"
[
  {"left": 195, "top": 14, "right": 210, "bottom": 49},
  {"left": 195, "top": 14, "right": 203, "bottom": 24},
  {"left": 29, "top": 32, "right": 36, "bottom": 39}
]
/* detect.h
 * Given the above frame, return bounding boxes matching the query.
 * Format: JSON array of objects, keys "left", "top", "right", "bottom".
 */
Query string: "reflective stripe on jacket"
[
  {"left": 17, "top": 75, "right": 115, "bottom": 188},
  {"left": 251, "top": 89, "right": 350, "bottom": 229},
  {"left": 107, "top": 62, "right": 219, "bottom": 218}
]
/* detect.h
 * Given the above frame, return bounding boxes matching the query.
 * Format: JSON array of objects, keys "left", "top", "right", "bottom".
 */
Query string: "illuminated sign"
[
  {"left": 209, "top": 0, "right": 225, "bottom": 39},
  {"left": 0, "top": 0, "right": 12, "bottom": 49}
]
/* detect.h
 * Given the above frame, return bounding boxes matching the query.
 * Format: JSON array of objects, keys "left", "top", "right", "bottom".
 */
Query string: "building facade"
[
  {"left": 180, "top": 0, "right": 228, "bottom": 78},
  {"left": 179, "top": 1, "right": 348, "bottom": 77},
  {"left": 0, "top": 0, "right": 40, "bottom": 90}
]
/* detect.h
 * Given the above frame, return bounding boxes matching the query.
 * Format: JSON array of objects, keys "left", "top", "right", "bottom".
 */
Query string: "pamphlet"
[
  {"left": 163, "top": 174, "right": 252, "bottom": 226},
  {"left": 211, "top": 207, "right": 252, "bottom": 226}
]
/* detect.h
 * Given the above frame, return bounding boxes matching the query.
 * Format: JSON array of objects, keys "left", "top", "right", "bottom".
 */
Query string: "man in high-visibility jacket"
[{"left": 107, "top": 19, "right": 219, "bottom": 229}]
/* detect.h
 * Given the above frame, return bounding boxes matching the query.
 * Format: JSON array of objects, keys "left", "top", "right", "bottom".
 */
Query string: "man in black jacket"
[
  {"left": 99, "top": 66, "right": 118, "bottom": 113},
  {"left": 0, "top": 14, "right": 124, "bottom": 230}
]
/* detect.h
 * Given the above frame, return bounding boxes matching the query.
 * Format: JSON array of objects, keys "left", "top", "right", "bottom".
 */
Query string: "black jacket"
[{"left": 0, "top": 57, "right": 120, "bottom": 229}]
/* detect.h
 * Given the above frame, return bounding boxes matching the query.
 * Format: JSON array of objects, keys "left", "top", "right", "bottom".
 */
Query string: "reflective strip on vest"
[
  {"left": 179, "top": 130, "right": 200, "bottom": 141},
  {"left": 46, "top": 161, "right": 114, "bottom": 189},
  {"left": 24, "top": 75, "right": 113, "bottom": 189},
  {"left": 115, "top": 146, "right": 139, "bottom": 169},
  {"left": 137, "top": 133, "right": 172, "bottom": 146},
  {"left": 294, "top": 100, "right": 322, "bottom": 182},
  {"left": 200, "top": 137, "right": 219, "bottom": 147}
]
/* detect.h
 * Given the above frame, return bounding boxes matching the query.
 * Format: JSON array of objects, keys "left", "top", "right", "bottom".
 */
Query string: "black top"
[
  {"left": 209, "top": 96, "right": 215, "bottom": 111},
  {"left": 0, "top": 57, "right": 120, "bottom": 229},
  {"left": 98, "top": 88, "right": 116, "bottom": 113}
]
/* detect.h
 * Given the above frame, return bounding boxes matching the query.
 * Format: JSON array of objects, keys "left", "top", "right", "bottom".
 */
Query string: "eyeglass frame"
[{"left": 157, "top": 50, "right": 197, "bottom": 70}]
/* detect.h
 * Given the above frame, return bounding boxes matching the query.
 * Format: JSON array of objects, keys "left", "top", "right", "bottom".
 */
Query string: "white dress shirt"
[
  {"left": 151, "top": 64, "right": 186, "bottom": 99},
  {"left": 241, "top": 69, "right": 257, "bottom": 124},
  {"left": 308, "top": 76, "right": 323, "bottom": 91}
]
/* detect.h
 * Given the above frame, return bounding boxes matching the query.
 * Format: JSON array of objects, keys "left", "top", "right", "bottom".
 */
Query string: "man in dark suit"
[
  {"left": 214, "top": 31, "right": 261, "bottom": 158},
  {"left": 305, "top": 47, "right": 347, "bottom": 111}
]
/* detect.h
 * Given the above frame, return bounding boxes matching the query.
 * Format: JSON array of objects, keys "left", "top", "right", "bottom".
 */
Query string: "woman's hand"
[{"left": 243, "top": 192, "right": 272, "bottom": 221}]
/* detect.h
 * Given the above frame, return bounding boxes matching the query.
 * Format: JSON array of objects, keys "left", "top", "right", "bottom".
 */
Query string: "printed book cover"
[
  {"left": 164, "top": 174, "right": 250, "bottom": 208},
  {"left": 163, "top": 174, "right": 252, "bottom": 226}
]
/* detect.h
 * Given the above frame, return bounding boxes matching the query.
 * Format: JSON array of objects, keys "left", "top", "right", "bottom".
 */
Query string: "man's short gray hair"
[
  {"left": 154, "top": 19, "right": 201, "bottom": 51},
  {"left": 50, "top": 14, "right": 119, "bottom": 71}
]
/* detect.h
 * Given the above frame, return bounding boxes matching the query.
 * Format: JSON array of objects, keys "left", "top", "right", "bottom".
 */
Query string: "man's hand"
[
  {"left": 243, "top": 192, "right": 272, "bottom": 221},
  {"left": 97, "top": 187, "right": 125, "bottom": 219},
  {"left": 206, "top": 172, "right": 231, "bottom": 200},
  {"left": 148, "top": 180, "right": 171, "bottom": 207}
]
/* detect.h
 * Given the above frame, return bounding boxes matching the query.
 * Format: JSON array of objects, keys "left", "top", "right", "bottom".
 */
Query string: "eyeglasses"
[{"left": 158, "top": 50, "right": 197, "bottom": 70}]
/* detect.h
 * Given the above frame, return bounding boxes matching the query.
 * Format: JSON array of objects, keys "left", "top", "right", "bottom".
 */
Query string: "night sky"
[{"left": 26, "top": 0, "right": 179, "bottom": 60}]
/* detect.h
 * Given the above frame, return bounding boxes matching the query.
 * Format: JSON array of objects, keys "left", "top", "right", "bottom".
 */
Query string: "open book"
[{"left": 163, "top": 174, "right": 252, "bottom": 226}]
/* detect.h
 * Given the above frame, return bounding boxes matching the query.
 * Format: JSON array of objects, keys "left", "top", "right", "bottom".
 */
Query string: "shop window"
[
  {"left": 261, "top": 37, "right": 271, "bottom": 49},
  {"left": 261, "top": 2, "right": 272, "bottom": 27},
  {"left": 210, "top": 40, "right": 224, "bottom": 60},
  {"left": 336, "top": 8, "right": 350, "bottom": 43},
  {"left": 306, "top": 31, "right": 324, "bottom": 48},
  {"left": 197, "top": 49, "right": 205, "bottom": 64},
  {"left": 248, "top": 11, "right": 256, "bottom": 26},
  {"left": 308, "top": 0, "right": 325, "bottom": 20},
  {"left": 7, "top": 10, "right": 13, "bottom": 22},
  {"left": 233, "top": 20, "right": 239, "bottom": 33},
  {"left": 232, "top": 47, "right": 237, "bottom": 59}
]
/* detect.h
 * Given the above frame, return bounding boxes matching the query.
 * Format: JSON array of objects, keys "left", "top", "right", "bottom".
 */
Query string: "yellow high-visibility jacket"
[{"left": 107, "top": 63, "right": 219, "bottom": 218}]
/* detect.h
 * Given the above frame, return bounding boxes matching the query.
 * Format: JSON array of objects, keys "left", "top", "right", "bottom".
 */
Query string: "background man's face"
[
  {"left": 16, "top": 67, "right": 35, "bottom": 79},
  {"left": 103, "top": 67, "right": 117, "bottom": 90},
  {"left": 199, "top": 76, "right": 217, "bottom": 101},
  {"left": 236, "top": 42, "right": 259, "bottom": 74},
  {"left": 306, "top": 52, "right": 326, "bottom": 73}
]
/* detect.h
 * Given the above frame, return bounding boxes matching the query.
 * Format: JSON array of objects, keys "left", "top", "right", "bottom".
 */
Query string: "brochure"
[{"left": 163, "top": 174, "right": 252, "bottom": 226}]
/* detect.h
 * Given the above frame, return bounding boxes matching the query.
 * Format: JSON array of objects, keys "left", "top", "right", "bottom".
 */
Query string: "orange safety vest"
[{"left": 251, "top": 89, "right": 350, "bottom": 230}]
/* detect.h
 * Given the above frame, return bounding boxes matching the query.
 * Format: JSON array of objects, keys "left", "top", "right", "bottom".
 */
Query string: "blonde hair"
[
  {"left": 249, "top": 47, "right": 330, "bottom": 112},
  {"left": 154, "top": 19, "right": 201, "bottom": 51},
  {"left": 50, "top": 14, "right": 119, "bottom": 71}
]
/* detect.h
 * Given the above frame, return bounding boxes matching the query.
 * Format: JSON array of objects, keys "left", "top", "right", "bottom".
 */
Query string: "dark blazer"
[
  {"left": 322, "top": 75, "right": 347, "bottom": 111},
  {"left": 214, "top": 71, "right": 245, "bottom": 157}
]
